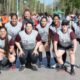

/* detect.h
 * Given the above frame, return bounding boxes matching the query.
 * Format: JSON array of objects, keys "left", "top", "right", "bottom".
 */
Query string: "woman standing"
[
  {"left": 22, "top": 9, "right": 34, "bottom": 29},
  {"left": 5, "top": 13, "right": 22, "bottom": 40}
]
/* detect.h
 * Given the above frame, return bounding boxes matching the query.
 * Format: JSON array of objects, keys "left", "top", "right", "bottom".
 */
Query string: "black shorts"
[
  {"left": 58, "top": 44, "right": 73, "bottom": 50},
  {"left": 42, "top": 42, "right": 46, "bottom": 45}
]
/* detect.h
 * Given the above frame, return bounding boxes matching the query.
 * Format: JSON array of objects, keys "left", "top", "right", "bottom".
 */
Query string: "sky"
[{"left": 40, "top": 0, "right": 59, "bottom": 5}]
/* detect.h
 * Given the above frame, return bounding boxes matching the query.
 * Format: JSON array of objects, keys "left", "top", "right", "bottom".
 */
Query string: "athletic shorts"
[
  {"left": 42, "top": 42, "right": 46, "bottom": 45},
  {"left": 58, "top": 44, "right": 73, "bottom": 50}
]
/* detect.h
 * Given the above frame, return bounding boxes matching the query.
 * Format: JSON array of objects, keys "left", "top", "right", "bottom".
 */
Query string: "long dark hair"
[
  {"left": 51, "top": 14, "right": 60, "bottom": 26},
  {"left": 0, "top": 27, "right": 9, "bottom": 56}
]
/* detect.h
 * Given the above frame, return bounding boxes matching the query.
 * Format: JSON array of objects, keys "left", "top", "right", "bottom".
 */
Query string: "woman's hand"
[
  {"left": 32, "top": 50, "right": 38, "bottom": 56},
  {"left": 19, "top": 50, "right": 25, "bottom": 57}
]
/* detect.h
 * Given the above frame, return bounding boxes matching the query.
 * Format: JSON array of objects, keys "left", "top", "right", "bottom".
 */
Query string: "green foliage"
[
  {"left": 60, "top": 0, "right": 80, "bottom": 14},
  {"left": 0, "top": 0, "right": 53, "bottom": 15}
]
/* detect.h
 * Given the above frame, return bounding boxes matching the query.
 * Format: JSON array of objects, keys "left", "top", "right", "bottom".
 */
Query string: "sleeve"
[
  {"left": 9, "top": 39, "right": 15, "bottom": 47},
  {"left": 70, "top": 31, "right": 76, "bottom": 40},
  {"left": 15, "top": 34, "right": 21, "bottom": 42},
  {"left": 53, "top": 33, "right": 59, "bottom": 42},
  {"left": 36, "top": 33, "right": 41, "bottom": 42},
  {"left": 49, "top": 28, "right": 54, "bottom": 36},
  {"left": 49, "top": 28, "right": 54, "bottom": 40}
]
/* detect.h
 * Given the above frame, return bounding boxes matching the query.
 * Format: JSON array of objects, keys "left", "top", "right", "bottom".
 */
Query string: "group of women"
[{"left": 0, "top": 9, "right": 80, "bottom": 76}]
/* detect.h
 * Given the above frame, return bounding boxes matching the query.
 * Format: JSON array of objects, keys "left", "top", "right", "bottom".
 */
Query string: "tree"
[
  {"left": 60, "top": 0, "right": 80, "bottom": 15},
  {"left": 0, "top": 0, "right": 53, "bottom": 15}
]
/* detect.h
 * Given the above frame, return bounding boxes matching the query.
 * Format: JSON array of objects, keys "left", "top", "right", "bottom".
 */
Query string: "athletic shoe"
[
  {"left": 47, "top": 63, "right": 51, "bottom": 68},
  {"left": 56, "top": 64, "right": 67, "bottom": 71},
  {"left": 26, "top": 64, "right": 38, "bottom": 71},
  {"left": 51, "top": 64, "right": 57, "bottom": 69},
  {"left": 19, "top": 65, "right": 25, "bottom": 71},
  {"left": 38, "top": 62, "right": 42, "bottom": 68},
  {"left": 70, "top": 69, "right": 75, "bottom": 75}
]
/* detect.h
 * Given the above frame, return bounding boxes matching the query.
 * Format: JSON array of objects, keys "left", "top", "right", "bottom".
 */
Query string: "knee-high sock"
[
  {"left": 62, "top": 52, "right": 67, "bottom": 63},
  {"left": 46, "top": 51, "right": 51, "bottom": 65},
  {"left": 38, "top": 52, "right": 42, "bottom": 62}
]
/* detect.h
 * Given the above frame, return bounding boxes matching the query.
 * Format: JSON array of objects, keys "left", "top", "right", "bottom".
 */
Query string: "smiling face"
[
  {"left": 41, "top": 18, "right": 47, "bottom": 27},
  {"left": 0, "top": 28, "right": 7, "bottom": 39},
  {"left": 24, "top": 11, "right": 31, "bottom": 19},
  {"left": 25, "top": 23, "right": 33, "bottom": 34},
  {"left": 11, "top": 15, "right": 18, "bottom": 26},
  {"left": 62, "top": 25, "right": 68, "bottom": 33},
  {"left": 53, "top": 16, "right": 60, "bottom": 27}
]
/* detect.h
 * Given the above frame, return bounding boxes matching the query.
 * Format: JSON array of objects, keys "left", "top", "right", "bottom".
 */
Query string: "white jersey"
[
  {"left": 19, "top": 30, "right": 38, "bottom": 50},
  {"left": 5, "top": 21, "right": 22, "bottom": 40},
  {"left": 0, "top": 35, "right": 12, "bottom": 48},
  {"left": 49, "top": 25, "right": 61, "bottom": 33},
  {"left": 57, "top": 29, "right": 73, "bottom": 47},
  {"left": 36, "top": 24, "right": 49, "bottom": 42}
]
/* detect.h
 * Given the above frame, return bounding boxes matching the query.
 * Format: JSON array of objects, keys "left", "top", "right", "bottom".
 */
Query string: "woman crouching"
[
  {"left": 0, "top": 27, "right": 16, "bottom": 73},
  {"left": 53, "top": 20, "right": 77, "bottom": 75}
]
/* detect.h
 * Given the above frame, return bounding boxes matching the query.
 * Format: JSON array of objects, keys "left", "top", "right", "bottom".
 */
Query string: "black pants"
[{"left": 19, "top": 50, "right": 38, "bottom": 66}]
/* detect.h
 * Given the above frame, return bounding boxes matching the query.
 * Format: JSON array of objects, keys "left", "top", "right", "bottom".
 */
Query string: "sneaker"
[
  {"left": 38, "top": 62, "right": 42, "bottom": 68},
  {"left": 19, "top": 66, "right": 25, "bottom": 71},
  {"left": 56, "top": 64, "right": 61, "bottom": 71},
  {"left": 26, "top": 64, "right": 38, "bottom": 71},
  {"left": 51, "top": 64, "right": 57, "bottom": 69},
  {"left": 56, "top": 64, "right": 67, "bottom": 71},
  {"left": 1, "top": 65, "right": 10, "bottom": 71},
  {"left": 70, "top": 69, "right": 75, "bottom": 75},
  {"left": 47, "top": 63, "right": 51, "bottom": 68},
  {"left": 62, "top": 65, "right": 67, "bottom": 71}
]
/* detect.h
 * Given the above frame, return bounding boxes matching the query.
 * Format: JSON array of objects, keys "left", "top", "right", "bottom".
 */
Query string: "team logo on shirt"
[
  {"left": 22, "top": 39, "right": 35, "bottom": 49},
  {"left": 40, "top": 31, "right": 48, "bottom": 42}
]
